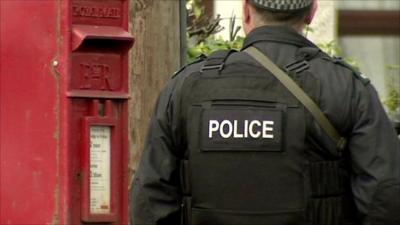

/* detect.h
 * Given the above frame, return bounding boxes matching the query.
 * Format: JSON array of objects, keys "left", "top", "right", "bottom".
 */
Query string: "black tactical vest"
[{"left": 179, "top": 49, "right": 359, "bottom": 225}]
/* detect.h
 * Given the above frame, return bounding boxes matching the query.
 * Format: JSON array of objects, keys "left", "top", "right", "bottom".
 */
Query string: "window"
[{"left": 337, "top": 1, "right": 400, "bottom": 118}]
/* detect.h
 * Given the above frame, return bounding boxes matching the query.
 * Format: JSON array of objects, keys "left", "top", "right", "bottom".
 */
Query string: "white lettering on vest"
[
  {"left": 208, "top": 120, "right": 275, "bottom": 139},
  {"left": 209, "top": 120, "right": 219, "bottom": 138},
  {"left": 233, "top": 120, "right": 243, "bottom": 138},
  {"left": 220, "top": 120, "right": 233, "bottom": 138},
  {"left": 249, "top": 120, "right": 261, "bottom": 138},
  {"left": 244, "top": 120, "right": 249, "bottom": 138},
  {"left": 262, "top": 121, "right": 274, "bottom": 139}
]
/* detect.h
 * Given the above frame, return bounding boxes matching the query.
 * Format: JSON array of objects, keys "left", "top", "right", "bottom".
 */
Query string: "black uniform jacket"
[{"left": 130, "top": 26, "right": 400, "bottom": 225}]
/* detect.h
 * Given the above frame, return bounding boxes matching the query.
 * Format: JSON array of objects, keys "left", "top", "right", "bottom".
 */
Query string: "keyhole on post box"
[{"left": 98, "top": 101, "right": 105, "bottom": 117}]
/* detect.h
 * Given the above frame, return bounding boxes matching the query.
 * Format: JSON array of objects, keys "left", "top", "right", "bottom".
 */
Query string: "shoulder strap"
[{"left": 244, "top": 46, "right": 347, "bottom": 154}]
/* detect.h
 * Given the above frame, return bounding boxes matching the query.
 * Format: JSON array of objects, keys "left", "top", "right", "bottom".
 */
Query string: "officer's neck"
[{"left": 245, "top": 22, "right": 306, "bottom": 36}]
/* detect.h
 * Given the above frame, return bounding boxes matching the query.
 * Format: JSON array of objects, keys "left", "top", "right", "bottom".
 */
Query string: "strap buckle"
[
  {"left": 285, "top": 60, "right": 310, "bottom": 73},
  {"left": 199, "top": 49, "right": 236, "bottom": 73},
  {"left": 200, "top": 63, "right": 225, "bottom": 72},
  {"left": 336, "top": 137, "right": 347, "bottom": 156}
]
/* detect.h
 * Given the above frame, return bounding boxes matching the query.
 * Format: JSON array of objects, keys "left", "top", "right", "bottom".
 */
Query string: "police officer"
[{"left": 131, "top": 0, "right": 400, "bottom": 224}]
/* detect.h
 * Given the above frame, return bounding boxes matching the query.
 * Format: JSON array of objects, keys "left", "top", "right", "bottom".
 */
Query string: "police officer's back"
[{"left": 131, "top": 0, "right": 400, "bottom": 224}]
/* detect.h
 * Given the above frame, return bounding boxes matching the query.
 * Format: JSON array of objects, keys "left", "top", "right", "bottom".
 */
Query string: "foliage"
[
  {"left": 385, "top": 89, "right": 400, "bottom": 113},
  {"left": 384, "top": 65, "right": 400, "bottom": 113},
  {"left": 187, "top": 32, "right": 244, "bottom": 63},
  {"left": 186, "top": 0, "right": 202, "bottom": 19},
  {"left": 186, "top": 0, "right": 244, "bottom": 63},
  {"left": 317, "top": 41, "right": 359, "bottom": 69},
  {"left": 186, "top": 0, "right": 223, "bottom": 45}
]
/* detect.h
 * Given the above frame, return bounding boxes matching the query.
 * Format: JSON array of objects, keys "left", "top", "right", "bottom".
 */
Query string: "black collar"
[{"left": 242, "top": 25, "right": 317, "bottom": 50}]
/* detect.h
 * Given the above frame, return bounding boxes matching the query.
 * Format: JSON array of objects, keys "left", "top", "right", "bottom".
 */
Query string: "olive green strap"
[{"left": 244, "top": 46, "right": 346, "bottom": 153}]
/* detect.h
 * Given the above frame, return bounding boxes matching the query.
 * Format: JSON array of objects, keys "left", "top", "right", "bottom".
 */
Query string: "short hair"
[{"left": 253, "top": 6, "right": 312, "bottom": 25}]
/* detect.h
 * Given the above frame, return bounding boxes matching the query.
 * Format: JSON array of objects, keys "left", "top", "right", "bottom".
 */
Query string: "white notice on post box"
[{"left": 90, "top": 126, "right": 111, "bottom": 214}]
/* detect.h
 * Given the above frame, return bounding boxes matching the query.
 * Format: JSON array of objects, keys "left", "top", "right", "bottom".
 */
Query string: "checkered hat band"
[{"left": 252, "top": 0, "right": 312, "bottom": 11}]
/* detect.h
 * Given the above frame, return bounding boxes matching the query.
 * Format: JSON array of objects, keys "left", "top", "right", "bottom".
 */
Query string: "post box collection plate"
[
  {"left": 82, "top": 116, "right": 118, "bottom": 222},
  {"left": 90, "top": 126, "right": 111, "bottom": 214}
]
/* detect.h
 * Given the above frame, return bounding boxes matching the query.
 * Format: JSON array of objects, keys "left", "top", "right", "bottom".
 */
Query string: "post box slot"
[
  {"left": 72, "top": 25, "right": 134, "bottom": 51},
  {"left": 76, "top": 39, "right": 132, "bottom": 52}
]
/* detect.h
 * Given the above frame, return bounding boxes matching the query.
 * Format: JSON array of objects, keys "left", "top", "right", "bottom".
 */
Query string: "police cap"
[{"left": 250, "top": 0, "right": 313, "bottom": 12}]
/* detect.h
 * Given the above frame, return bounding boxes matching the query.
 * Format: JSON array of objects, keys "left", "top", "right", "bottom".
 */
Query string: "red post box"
[{"left": 0, "top": 0, "right": 134, "bottom": 224}]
